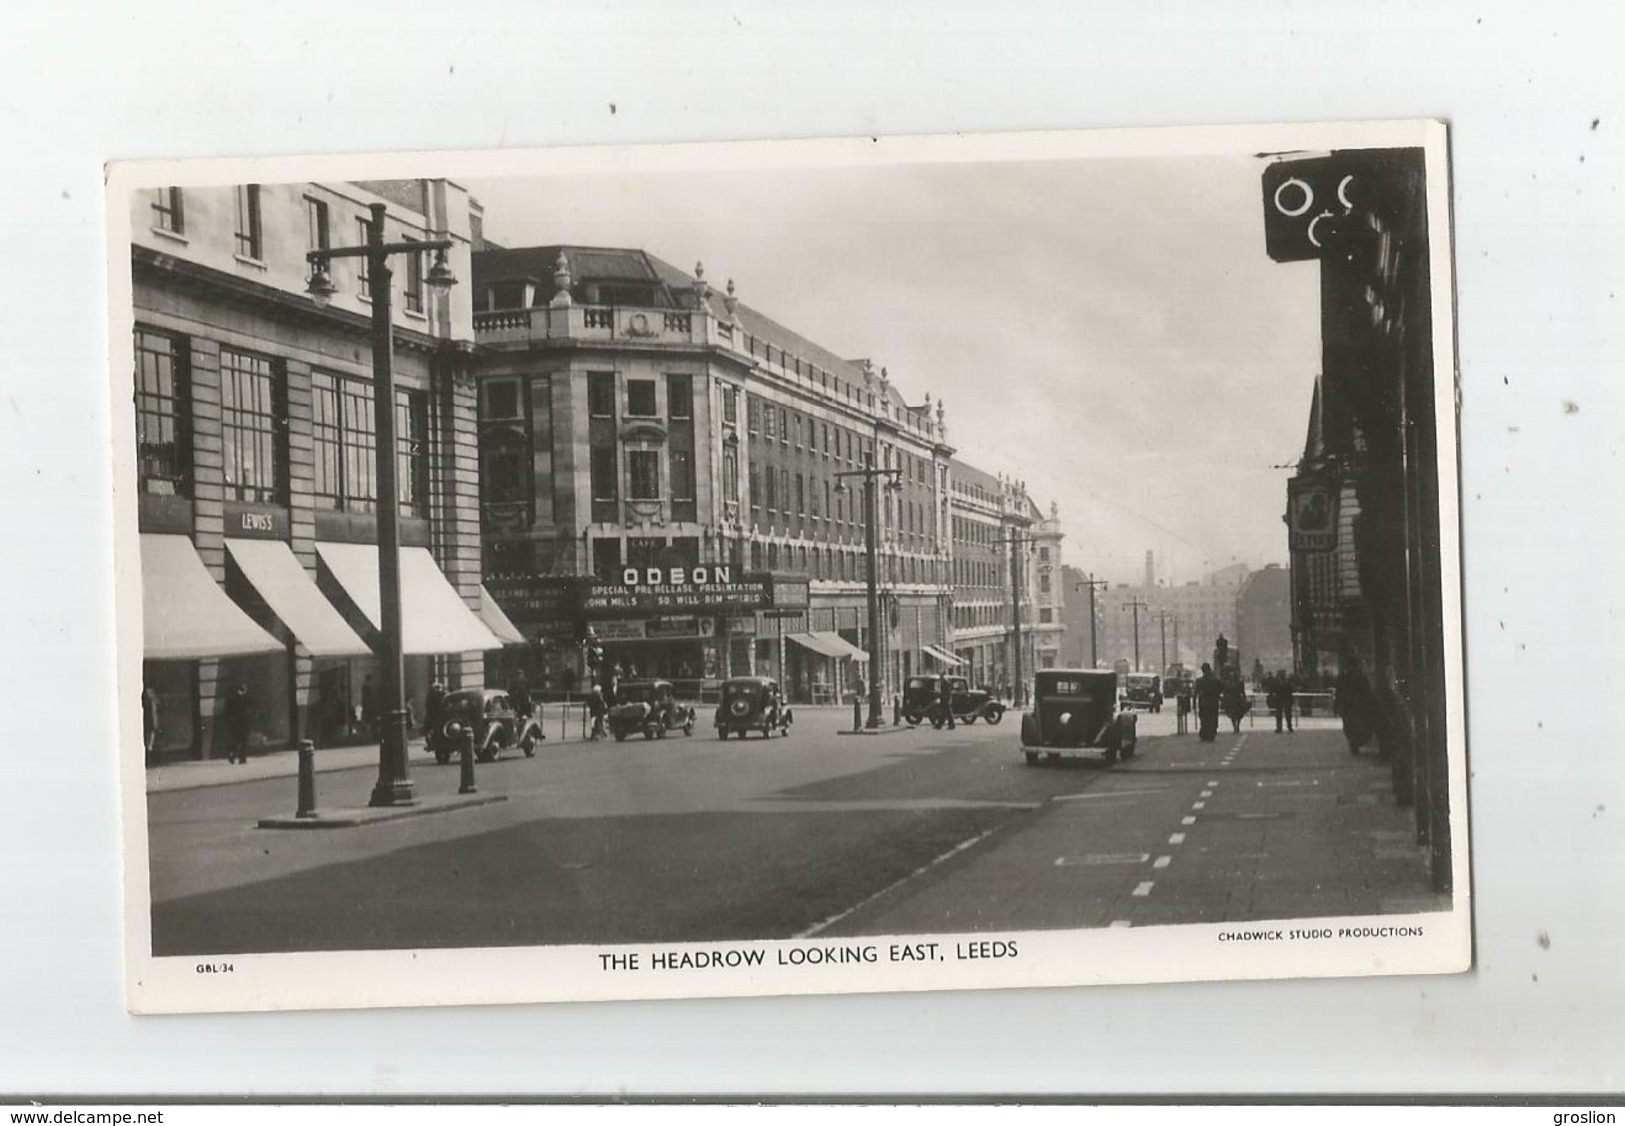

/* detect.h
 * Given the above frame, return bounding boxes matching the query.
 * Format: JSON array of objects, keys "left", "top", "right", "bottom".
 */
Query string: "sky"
[{"left": 465, "top": 149, "right": 1322, "bottom": 588}]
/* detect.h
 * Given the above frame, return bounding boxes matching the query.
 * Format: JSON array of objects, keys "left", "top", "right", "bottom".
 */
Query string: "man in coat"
[{"left": 1194, "top": 663, "right": 1222, "bottom": 743}]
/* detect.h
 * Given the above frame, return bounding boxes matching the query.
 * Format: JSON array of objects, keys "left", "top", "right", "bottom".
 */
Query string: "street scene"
[
  {"left": 117, "top": 124, "right": 1465, "bottom": 1004},
  {"left": 148, "top": 706, "right": 1438, "bottom": 956}
]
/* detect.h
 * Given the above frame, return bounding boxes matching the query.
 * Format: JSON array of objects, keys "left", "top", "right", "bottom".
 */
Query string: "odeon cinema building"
[
  {"left": 128, "top": 178, "right": 525, "bottom": 762},
  {"left": 472, "top": 243, "right": 962, "bottom": 705}
]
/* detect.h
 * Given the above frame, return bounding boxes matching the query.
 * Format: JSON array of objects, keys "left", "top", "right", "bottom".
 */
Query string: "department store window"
[
  {"left": 133, "top": 328, "right": 190, "bottom": 497},
  {"left": 219, "top": 348, "right": 284, "bottom": 504}
]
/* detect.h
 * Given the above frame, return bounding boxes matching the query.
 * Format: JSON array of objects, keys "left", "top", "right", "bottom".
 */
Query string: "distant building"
[
  {"left": 1027, "top": 501, "right": 1066, "bottom": 672},
  {"left": 1097, "top": 563, "right": 1248, "bottom": 673},
  {"left": 1235, "top": 564, "right": 1294, "bottom": 674},
  {"left": 1059, "top": 564, "right": 1103, "bottom": 668}
]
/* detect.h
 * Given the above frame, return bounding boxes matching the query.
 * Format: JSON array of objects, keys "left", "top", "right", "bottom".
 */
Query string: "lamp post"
[
  {"left": 1074, "top": 574, "right": 1107, "bottom": 668},
  {"left": 305, "top": 202, "right": 457, "bottom": 807},
  {"left": 1000, "top": 529, "right": 1044, "bottom": 707},
  {"left": 835, "top": 451, "right": 902, "bottom": 728}
]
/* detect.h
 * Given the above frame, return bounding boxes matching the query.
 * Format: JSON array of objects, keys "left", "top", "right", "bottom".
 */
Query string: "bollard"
[
  {"left": 458, "top": 727, "right": 477, "bottom": 795},
  {"left": 852, "top": 695, "right": 862, "bottom": 732},
  {"left": 295, "top": 739, "right": 317, "bottom": 819}
]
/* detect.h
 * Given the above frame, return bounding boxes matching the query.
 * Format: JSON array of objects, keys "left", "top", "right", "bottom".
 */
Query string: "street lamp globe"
[
  {"left": 425, "top": 247, "right": 458, "bottom": 290},
  {"left": 305, "top": 263, "right": 338, "bottom": 308}
]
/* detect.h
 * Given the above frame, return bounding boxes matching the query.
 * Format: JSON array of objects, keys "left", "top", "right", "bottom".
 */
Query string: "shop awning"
[
  {"left": 225, "top": 539, "right": 372, "bottom": 658},
  {"left": 140, "top": 534, "right": 283, "bottom": 660},
  {"left": 923, "top": 644, "right": 967, "bottom": 667},
  {"left": 786, "top": 631, "right": 851, "bottom": 659},
  {"left": 315, "top": 542, "right": 504, "bottom": 655},
  {"left": 478, "top": 585, "right": 528, "bottom": 646},
  {"left": 800, "top": 630, "right": 869, "bottom": 663}
]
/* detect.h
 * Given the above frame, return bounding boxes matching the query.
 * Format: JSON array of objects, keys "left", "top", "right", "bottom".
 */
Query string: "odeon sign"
[{"left": 621, "top": 565, "right": 734, "bottom": 587}]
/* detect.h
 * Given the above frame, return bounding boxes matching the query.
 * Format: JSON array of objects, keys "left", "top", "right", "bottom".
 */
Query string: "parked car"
[
  {"left": 1122, "top": 672, "right": 1164, "bottom": 712},
  {"left": 427, "top": 687, "right": 537, "bottom": 764},
  {"left": 900, "top": 675, "right": 1007, "bottom": 727},
  {"left": 605, "top": 678, "right": 696, "bottom": 742},
  {"left": 1019, "top": 668, "right": 1138, "bottom": 766},
  {"left": 714, "top": 676, "right": 793, "bottom": 739}
]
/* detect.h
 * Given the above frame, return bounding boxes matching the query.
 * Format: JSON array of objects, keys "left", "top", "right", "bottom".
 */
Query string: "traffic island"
[
  {"left": 257, "top": 792, "right": 507, "bottom": 830},
  {"left": 837, "top": 725, "right": 919, "bottom": 738}
]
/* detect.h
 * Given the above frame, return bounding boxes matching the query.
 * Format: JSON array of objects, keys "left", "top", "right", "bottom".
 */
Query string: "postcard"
[{"left": 111, "top": 119, "right": 1469, "bottom": 1012}]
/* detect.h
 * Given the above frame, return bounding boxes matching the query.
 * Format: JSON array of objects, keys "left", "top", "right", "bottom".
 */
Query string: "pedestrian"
[
  {"left": 854, "top": 670, "right": 866, "bottom": 703},
  {"left": 1221, "top": 669, "right": 1249, "bottom": 733},
  {"left": 360, "top": 674, "right": 377, "bottom": 739},
  {"left": 1280, "top": 670, "right": 1296, "bottom": 733},
  {"left": 587, "top": 683, "right": 608, "bottom": 740},
  {"left": 219, "top": 682, "right": 251, "bottom": 764},
  {"left": 1175, "top": 683, "right": 1190, "bottom": 735},
  {"left": 938, "top": 675, "right": 956, "bottom": 730},
  {"left": 1194, "top": 663, "right": 1221, "bottom": 742},
  {"left": 141, "top": 684, "right": 160, "bottom": 758},
  {"left": 1336, "top": 654, "right": 1375, "bottom": 755},
  {"left": 425, "top": 679, "right": 446, "bottom": 738},
  {"left": 509, "top": 668, "right": 532, "bottom": 725}
]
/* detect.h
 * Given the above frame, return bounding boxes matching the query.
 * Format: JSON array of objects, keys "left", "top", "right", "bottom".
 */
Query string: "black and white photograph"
[{"left": 112, "top": 121, "right": 1469, "bottom": 1014}]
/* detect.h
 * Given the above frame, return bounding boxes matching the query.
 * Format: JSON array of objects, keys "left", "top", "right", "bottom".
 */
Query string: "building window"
[
  {"left": 1040, "top": 608, "right": 1054, "bottom": 624},
  {"left": 668, "top": 374, "right": 692, "bottom": 419},
  {"left": 724, "top": 446, "right": 740, "bottom": 505},
  {"left": 312, "top": 371, "right": 377, "bottom": 513},
  {"left": 795, "top": 473, "right": 805, "bottom": 514},
  {"left": 133, "top": 328, "right": 190, "bottom": 497},
  {"left": 1038, "top": 546, "right": 1050, "bottom": 562},
  {"left": 402, "top": 236, "right": 424, "bottom": 314},
  {"left": 762, "top": 404, "right": 775, "bottom": 441},
  {"left": 355, "top": 217, "right": 372, "bottom": 297},
  {"left": 590, "top": 446, "right": 618, "bottom": 502},
  {"left": 396, "top": 388, "right": 428, "bottom": 517},
  {"left": 627, "top": 379, "right": 657, "bottom": 418},
  {"left": 481, "top": 429, "right": 530, "bottom": 509},
  {"left": 233, "top": 185, "right": 262, "bottom": 259},
  {"left": 306, "top": 196, "right": 329, "bottom": 256},
  {"left": 747, "top": 397, "right": 759, "bottom": 434},
  {"left": 481, "top": 379, "right": 522, "bottom": 421},
  {"left": 723, "top": 387, "right": 738, "bottom": 425},
  {"left": 629, "top": 450, "right": 660, "bottom": 499},
  {"left": 588, "top": 372, "right": 616, "bottom": 418},
  {"left": 1039, "top": 573, "right": 1051, "bottom": 594},
  {"left": 765, "top": 466, "right": 777, "bottom": 512},
  {"left": 152, "top": 188, "right": 184, "bottom": 235},
  {"left": 779, "top": 409, "right": 789, "bottom": 442},
  {"left": 591, "top": 537, "right": 622, "bottom": 580},
  {"left": 749, "top": 463, "right": 761, "bottom": 511},
  {"left": 671, "top": 449, "right": 696, "bottom": 519},
  {"left": 628, "top": 536, "right": 664, "bottom": 570},
  {"left": 219, "top": 348, "right": 284, "bottom": 504}
]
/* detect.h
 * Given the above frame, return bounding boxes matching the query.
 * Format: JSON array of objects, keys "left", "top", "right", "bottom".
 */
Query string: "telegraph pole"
[
  {"left": 835, "top": 451, "right": 902, "bottom": 728},
  {"left": 1153, "top": 611, "right": 1177, "bottom": 673},
  {"left": 1074, "top": 574, "right": 1108, "bottom": 668},
  {"left": 1123, "top": 598, "right": 1149, "bottom": 671}
]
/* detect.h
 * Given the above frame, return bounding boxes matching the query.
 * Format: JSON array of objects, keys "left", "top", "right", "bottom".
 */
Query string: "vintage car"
[
  {"left": 714, "top": 676, "right": 793, "bottom": 739},
  {"left": 427, "top": 687, "right": 537, "bottom": 765},
  {"left": 1122, "top": 672, "right": 1164, "bottom": 712},
  {"left": 901, "top": 675, "right": 1006, "bottom": 727},
  {"left": 1019, "top": 668, "right": 1138, "bottom": 765},
  {"left": 605, "top": 678, "right": 697, "bottom": 742}
]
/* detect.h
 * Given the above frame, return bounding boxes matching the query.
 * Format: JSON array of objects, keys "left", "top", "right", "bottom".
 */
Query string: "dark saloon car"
[
  {"left": 901, "top": 675, "right": 1006, "bottom": 727},
  {"left": 1122, "top": 672, "right": 1164, "bottom": 712},
  {"left": 427, "top": 687, "right": 537, "bottom": 764},
  {"left": 605, "top": 678, "right": 697, "bottom": 741},
  {"left": 714, "top": 676, "right": 793, "bottom": 739},
  {"left": 1019, "top": 668, "right": 1138, "bottom": 766}
]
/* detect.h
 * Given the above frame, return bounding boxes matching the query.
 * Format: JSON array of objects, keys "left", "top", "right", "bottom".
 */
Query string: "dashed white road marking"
[
  {"left": 1053, "top": 787, "right": 1168, "bottom": 803},
  {"left": 1200, "top": 790, "right": 1213, "bottom": 798},
  {"left": 1207, "top": 780, "right": 1219, "bottom": 787},
  {"left": 1054, "top": 853, "right": 1151, "bottom": 867},
  {"left": 1153, "top": 855, "right": 1171, "bottom": 870},
  {"left": 1192, "top": 801, "right": 1206, "bottom": 810},
  {"left": 1169, "top": 832, "right": 1186, "bottom": 845},
  {"left": 1181, "top": 815, "right": 1196, "bottom": 825},
  {"left": 1132, "top": 881, "right": 1155, "bottom": 897}
]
